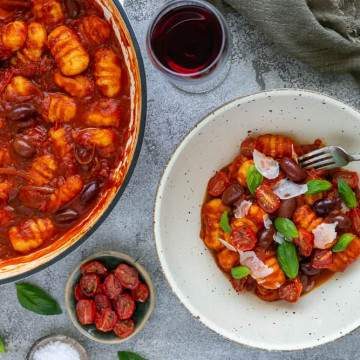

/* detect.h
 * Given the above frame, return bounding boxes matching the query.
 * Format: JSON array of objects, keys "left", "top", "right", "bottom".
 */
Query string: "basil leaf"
[
  {"left": 231, "top": 266, "right": 250, "bottom": 279},
  {"left": 0, "top": 335, "right": 5, "bottom": 353},
  {"left": 246, "top": 165, "right": 263, "bottom": 194},
  {"left": 220, "top": 211, "right": 231, "bottom": 233},
  {"left": 306, "top": 179, "right": 332, "bottom": 195},
  {"left": 277, "top": 241, "right": 299, "bottom": 279},
  {"left": 333, "top": 233, "right": 356, "bottom": 252},
  {"left": 338, "top": 179, "right": 358, "bottom": 209},
  {"left": 16, "top": 283, "right": 62, "bottom": 315},
  {"left": 274, "top": 217, "right": 298, "bottom": 239},
  {"left": 118, "top": 352, "right": 145, "bottom": 360}
]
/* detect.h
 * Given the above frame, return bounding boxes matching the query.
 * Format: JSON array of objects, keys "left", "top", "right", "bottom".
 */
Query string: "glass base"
[{"left": 168, "top": 58, "right": 231, "bottom": 94}]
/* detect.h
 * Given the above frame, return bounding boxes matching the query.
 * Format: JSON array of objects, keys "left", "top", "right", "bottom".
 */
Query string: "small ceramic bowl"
[
  {"left": 65, "top": 251, "right": 155, "bottom": 344},
  {"left": 154, "top": 89, "right": 360, "bottom": 350},
  {"left": 27, "top": 335, "right": 88, "bottom": 360}
]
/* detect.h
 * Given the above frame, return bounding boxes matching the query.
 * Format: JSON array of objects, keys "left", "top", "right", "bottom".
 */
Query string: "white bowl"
[{"left": 154, "top": 89, "right": 360, "bottom": 351}]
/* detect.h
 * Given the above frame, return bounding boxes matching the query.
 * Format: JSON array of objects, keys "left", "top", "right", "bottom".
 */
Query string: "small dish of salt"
[{"left": 27, "top": 335, "right": 88, "bottom": 360}]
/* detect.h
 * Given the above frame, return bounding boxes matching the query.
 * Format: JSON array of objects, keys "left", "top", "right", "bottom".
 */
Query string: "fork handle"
[{"left": 349, "top": 154, "right": 360, "bottom": 161}]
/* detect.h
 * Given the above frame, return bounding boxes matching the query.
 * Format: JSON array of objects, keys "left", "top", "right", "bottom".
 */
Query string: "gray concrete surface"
[{"left": 1, "top": 1, "right": 360, "bottom": 359}]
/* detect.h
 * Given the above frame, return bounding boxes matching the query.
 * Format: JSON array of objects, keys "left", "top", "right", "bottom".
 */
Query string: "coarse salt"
[{"left": 33, "top": 341, "right": 81, "bottom": 360}]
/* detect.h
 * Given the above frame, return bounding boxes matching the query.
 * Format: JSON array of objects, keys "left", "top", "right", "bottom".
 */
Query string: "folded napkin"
[{"left": 223, "top": 0, "right": 360, "bottom": 75}]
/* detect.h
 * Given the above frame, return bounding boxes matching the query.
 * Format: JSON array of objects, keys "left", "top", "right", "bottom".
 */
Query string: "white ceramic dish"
[{"left": 154, "top": 89, "right": 360, "bottom": 351}]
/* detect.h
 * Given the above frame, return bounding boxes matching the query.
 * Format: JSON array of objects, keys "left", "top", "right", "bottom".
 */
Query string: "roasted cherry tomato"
[
  {"left": 113, "top": 319, "right": 135, "bottom": 339},
  {"left": 312, "top": 249, "right": 333, "bottom": 269},
  {"left": 255, "top": 184, "right": 281, "bottom": 213},
  {"left": 114, "top": 293, "right": 136, "bottom": 320},
  {"left": 80, "top": 260, "right": 108, "bottom": 277},
  {"left": 114, "top": 264, "right": 140, "bottom": 290},
  {"left": 76, "top": 299, "right": 96, "bottom": 325},
  {"left": 230, "top": 224, "right": 257, "bottom": 251},
  {"left": 332, "top": 170, "right": 359, "bottom": 189},
  {"left": 94, "top": 294, "right": 111, "bottom": 313},
  {"left": 131, "top": 282, "right": 150, "bottom": 303},
  {"left": 279, "top": 278, "right": 303, "bottom": 303},
  {"left": 74, "top": 283, "right": 87, "bottom": 301},
  {"left": 350, "top": 208, "right": 360, "bottom": 236},
  {"left": 294, "top": 228, "right": 314, "bottom": 257},
  {"left": 95, "top": 308, "right": 117, "bottom": 332},
  {"left": 79, "top": 273, "right": 100, "bottom": 297},
  {"left": 255, "top": 285, "right": 280, "bottom": 302},
  {"left": 103, "top": 273, "right": 122, "bottom": 300},
  {"left": 207, "top": 171, "right": 230, "bottom": 197}
]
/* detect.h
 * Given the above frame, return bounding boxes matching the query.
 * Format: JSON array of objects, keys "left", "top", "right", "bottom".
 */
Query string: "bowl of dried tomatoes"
[
  {"left": 154, "top": 89, "right": 360, "bottom": 350},
  {"left": 65, "top": 251, "right": 155, "bottom": 344}
]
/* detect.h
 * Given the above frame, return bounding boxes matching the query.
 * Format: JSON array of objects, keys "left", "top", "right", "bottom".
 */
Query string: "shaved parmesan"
[
  {"left": 234, "top": 200, "right": 252, "bottom": 219},
  {"left": 253, "top": 149, "right": 279, "bottom": 179},
  {"left": 263, "top": 214, "right": 272, "bottom": 229},
  {"left": 218, "top": 238, "right": 237, "bottom": 252},
  {"left": 239, "top": 251, "right": 273, "bottom": 279},
  {"left": 273, "top": 232, "right": 285, "bottom": 244},
  {"left": 312, "top": 222, "right": 338, "bottom": 249},
  {"left": 273, "top": 179, "right": 308, "bottom": 199}
]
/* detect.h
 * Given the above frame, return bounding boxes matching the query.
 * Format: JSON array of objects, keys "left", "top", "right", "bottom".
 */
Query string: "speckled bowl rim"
[
  {"left": 65, "top": 251, "right": 156, "bottom": 345},
  {"left": 26, "top": 334, "right": 88, "bottom": 360},
  {"left": 154, "top": 88, "right": 360, "bottom": 351}
]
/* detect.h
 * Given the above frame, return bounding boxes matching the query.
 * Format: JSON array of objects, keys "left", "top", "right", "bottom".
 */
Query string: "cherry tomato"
[
  {"left": 103, "top": 273, "right": 122, "bottom": 300},
  {"left": 294, "top": 228, "right": 314, "bottom": 257},
  {"left": 240, "top": 136, "right": 255, "bottom": 158},
  {"left": 114, "top": 264, "right": 140, "bottom": 290},
  {"left": 332, "top": 170, "right": 359, "bottom": 189},
  {"left": 279, "top": 278, "right": 303, "bottom": 303},
  {"left": 80, "top": 273, "right": 101, "bottom": 297},
  {"left": 95, "top": 308, "right": 117, "bottom": 332},
  {"left": 350, "top": 208, "right": 360, "bottom": 236},
  {"left": 207, "top": 171, "right": 230, "bottom": 197},
  {"left": 94, "top": 294, "right": 111, "bottom": 313},
  {"left": 80, "top": 260, "right": 107, "bottom": 277},
  {"left": 76, "top": 299, "right": 96, "bottom": 325},
  {"left": 255, "top": 184, "right": 280, "bottom": 213},
  {"left": 113, "top": 319, "right": 135, "bottom": 339},
  {"left": 255, "top": 285, "right": 280, "bottom": 302},
  {"left": 230, "top": 277, "right": 247, "bottom": 293},
  {"left": 312, "top": 249, "right": 333, "bottom": 269},
  {"left": 131, "top": 282, "right": 149, "bottom": 303},
  {"left": 114, "top": 293, "right": 136, "bottom": 320},
  {"left": 230, "top": 224, "right": 257, "bottom": 251},
  {"left": 74, "top": 283, "right": 87, "bottom": 301}
]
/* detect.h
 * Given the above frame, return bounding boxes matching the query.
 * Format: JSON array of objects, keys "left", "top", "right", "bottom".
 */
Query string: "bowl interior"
[
  {"left": 66, "top": 252, "right": 154, "bottom": 344},
  {"left": 154, "top": 89, "right": 360, "bottom": 351}
]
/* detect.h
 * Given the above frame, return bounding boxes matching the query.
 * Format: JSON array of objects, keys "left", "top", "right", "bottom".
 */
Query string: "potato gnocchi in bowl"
[
  {"left": 0, "top": 0, "right": 145, "bottom": 281},
  {"left": 201, "top": 134, "right": 360, "bottom": 303}
]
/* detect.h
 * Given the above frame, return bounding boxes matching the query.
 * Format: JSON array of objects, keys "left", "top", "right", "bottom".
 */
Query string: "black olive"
[
  {"left": 54, "top": 208, "right": 79, "bottom": 224},
  {"left": 80, "top": 181, "right": 99, "bottom": 205}
]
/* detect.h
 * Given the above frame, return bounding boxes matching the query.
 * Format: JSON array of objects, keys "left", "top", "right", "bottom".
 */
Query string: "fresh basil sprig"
[
  {"left": 338, "top": 179, "right": 358, "bottom": 209},
  {"left": 333, "top": 233, "right": 356, "bottom": 253},
  {"left": 0, "top": 335, "right": 5, "bottom": 353},
  {"left": 231, "top": 266, "right": 250, "bottom": 280},
  {"left": 246, "top": 165, "right": 263, "bottom": 194},
  {"left": 274, "top": 217, "right": 298, "bottom": 240},
  {"left": 118, "top": 352, "right": 145, "bottom": 360},
  {"left": 16, "top": 283, "right": 62, "bottom": 315},
  {"left": 277, "top": 241, "right": 299, "bottom": 279},
  {"left": 220, "top": 211, "right": 232, "bottom": 233},
  {"left": 306, "top": 179, "right": 332, "bottom": 195}
]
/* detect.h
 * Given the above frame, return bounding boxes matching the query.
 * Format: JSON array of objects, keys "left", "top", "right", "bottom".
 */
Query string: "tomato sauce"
[{"left": 0, "top": 0, "right": 132, "bottom": 260}]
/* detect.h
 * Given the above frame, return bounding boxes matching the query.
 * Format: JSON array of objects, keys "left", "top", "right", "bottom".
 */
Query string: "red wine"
[{"left": 150, "top": 5, "right": 223, "bottom": 75}]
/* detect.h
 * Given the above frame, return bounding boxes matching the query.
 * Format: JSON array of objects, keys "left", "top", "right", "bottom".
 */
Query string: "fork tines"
[{"left": 298, "top": 147, "right": 336, "bottom": 170}]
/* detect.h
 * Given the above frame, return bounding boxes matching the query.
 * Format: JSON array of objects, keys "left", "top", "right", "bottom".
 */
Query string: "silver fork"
[{"left": 298, "top": 146, "right": 360, "bottom": 170}]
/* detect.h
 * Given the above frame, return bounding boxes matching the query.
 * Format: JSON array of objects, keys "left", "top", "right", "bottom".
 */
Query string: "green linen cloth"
[{"left": 223, "top": 0, "right": 360, "bottom": 74}]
